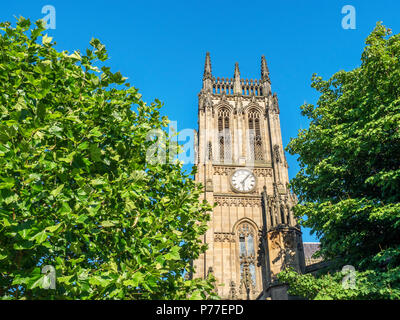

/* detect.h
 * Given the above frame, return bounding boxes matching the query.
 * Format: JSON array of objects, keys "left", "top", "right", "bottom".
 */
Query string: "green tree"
[
  {"left": 0, "top": 17, "right": 217, "bottom": 300},
  {"left": 278, "top": 23, "right": 400, "bottom": 300}
]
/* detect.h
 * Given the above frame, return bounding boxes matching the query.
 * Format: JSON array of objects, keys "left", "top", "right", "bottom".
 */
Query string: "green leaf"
[
  {"left": 101, "top": 221, "right": 116, "bottom": 228},
  {"left": 30, "top": 230, "right": 48, "bottom": 244},
  {"left": 13, "top": 240, "right": 35, "bottom": 250},
  {"left": 123, "top": 272, "right": 144, "bottom": 287},
  {"left": 15, "top": 97, "right": 27, "bottom": 111},
  {"left": 42, "top": 34, "right": 52, "bottom": 45},
  {"left": 0, "top": 177, "right": 15, "bottom": 189},
  {"left": 89, "top": 275, "right": 112, "bottom": 287},
  {"left": 60, "top": 202, "right": 72, "bottom": 214},
  {"left": 68, "top": 51, "right": 81, "bottom": 60},
  {"left": 45, "top": 223, "right": 63, "bottom": 233},
  {"left": 91, "top": 178, "right": 106, "bottom": 186},
  {"left": 90, "top": 144, "right": 102, "bottom": 162},
  {"left": 51, "top": 184, "right": 64, "bottom": 197},
  {"left": 29, "top": 275, "right": 45, "bottom": 289},
  {"left": 189, "top": 290, "right": 203, "bottom": 300},
  {"left": 77, "top": 214, "right": 89, "bottom": 223}
]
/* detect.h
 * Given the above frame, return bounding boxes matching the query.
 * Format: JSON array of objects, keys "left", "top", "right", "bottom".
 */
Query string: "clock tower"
[{"left": 193, "top": 53, "right": 306, "bottom": 300}]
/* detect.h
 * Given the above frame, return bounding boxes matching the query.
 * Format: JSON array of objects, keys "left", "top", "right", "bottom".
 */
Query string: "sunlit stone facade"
[{"left": 193, "top": 53, "right": 306, "bottom": 300}]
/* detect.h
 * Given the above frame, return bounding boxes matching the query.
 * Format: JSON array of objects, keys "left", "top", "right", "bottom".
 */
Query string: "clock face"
[{"left": 231, "top": 169, "right": 256, "bottom": 193}]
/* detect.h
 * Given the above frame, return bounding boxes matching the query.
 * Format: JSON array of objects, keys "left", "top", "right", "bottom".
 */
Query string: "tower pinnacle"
[
  {"left": 203, "top": 52, "right": 213, "bottom": 91},
  {"left": 233, "top": 62, "right": 241, "bottom": 95},
  {"left": 203, "top": 52, "right": 212, "bottom": 79},
  {"left": 261, "top": 55, "right": 271, "bottom": 96},
  {"left": 261, "top": 55, "right": 270, "bottom": 82}
]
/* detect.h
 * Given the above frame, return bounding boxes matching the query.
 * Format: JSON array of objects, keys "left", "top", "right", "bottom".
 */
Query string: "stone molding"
[
  {"left": 214, "top": 195, "right": 262, "bottom": 207},
  {"left": 213, "top": 166, "right": 273, "bottom": 177}
]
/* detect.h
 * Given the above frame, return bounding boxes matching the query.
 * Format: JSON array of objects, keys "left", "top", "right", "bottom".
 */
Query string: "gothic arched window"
[
  {"left": 248, "top": 109, "right": 263, "bottom": 161},
  {"left": 238, "top": 222, "right": 257, "bottom": 297},
  {"left": 218, "top": 107, "right": 231, "bottom": 162}
]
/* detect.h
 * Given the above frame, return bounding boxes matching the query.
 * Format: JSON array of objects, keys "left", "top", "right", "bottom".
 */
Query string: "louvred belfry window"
[
  {"left": 248, "top": 109, "right": 263, "bottom": 161},
  {"left": 208, "top": 141, "right": 213, "bottom": 161},
  {"left": 218, "top": 107, "right": 231, "bottom": 162}
]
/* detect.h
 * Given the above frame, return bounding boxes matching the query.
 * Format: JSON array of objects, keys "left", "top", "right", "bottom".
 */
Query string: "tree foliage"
[
  {"left": 0, "top": 17, "right": 217, "bottom": 299},
  {"left": 279, "top": 23, "right": 400, "bottom": 299}
]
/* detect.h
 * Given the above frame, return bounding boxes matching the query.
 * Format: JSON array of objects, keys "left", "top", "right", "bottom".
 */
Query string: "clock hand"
[{"left": 241, "top": 174, "right": 251, "bottom": 186}]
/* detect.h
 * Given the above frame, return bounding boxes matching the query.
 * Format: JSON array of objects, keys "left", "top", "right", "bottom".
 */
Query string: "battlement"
[
  {"left": 212, "top": 77, "right": 263, "bottom": 96},
  {"left": 203, "top": 52, "right": 271, "bottom": 97}
]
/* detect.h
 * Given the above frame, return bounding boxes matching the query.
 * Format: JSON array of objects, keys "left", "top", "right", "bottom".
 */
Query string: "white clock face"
[{"left": 231, "top": 169, "right": 256, "bottom": 192}]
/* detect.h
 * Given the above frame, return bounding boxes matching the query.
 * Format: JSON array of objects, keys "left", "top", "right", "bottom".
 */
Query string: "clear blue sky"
[{"left": 2, "top": 0, "right": 400, "bottom": 242}]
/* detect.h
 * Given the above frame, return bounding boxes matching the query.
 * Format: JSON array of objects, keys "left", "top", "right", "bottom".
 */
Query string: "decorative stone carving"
[
  {"left": 220, "top": 92, "right": 227, "bottom": 102},
  {"left": 253, "top": 168, "right": 273, "bottom": 177},
  {"left": 214, "top": 196, "right": 261, "bottom": 208},
  {"left": 239, "top": 261, "right": 256, "bottom": 296},
  {"left": 228, "top": 281, "right": 237, "bottom": 300},
  {"left": 213, "top": 166, "right": 272, "bottom": 178},
  {"left": 271, "top": 93, "right": 280, "bottom": 114},
  {"left": 235, "top": 98, "right": 243, "bottom": 114},
  {"left": 214, "top": 232, "right": 236, "bottom": 243},
  {"left": 199, "top": 90, "right": 213, "bottom": 113},
  {"left": 213, "top": 166, "right": 234, "bottom": 176},
  {"left": 283, "top": 231, "right": 296, "bottom": 248},
  {"left": 273, "top": 145, "right": 281, "bottom": 163},
  {"left": 270, "top": 235, "right": 281, "bottom": 251}
]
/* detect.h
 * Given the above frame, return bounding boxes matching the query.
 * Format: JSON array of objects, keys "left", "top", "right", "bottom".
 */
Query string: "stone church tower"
[{"left": 193, "top": 53, "right": 306, "bottom": 300}]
